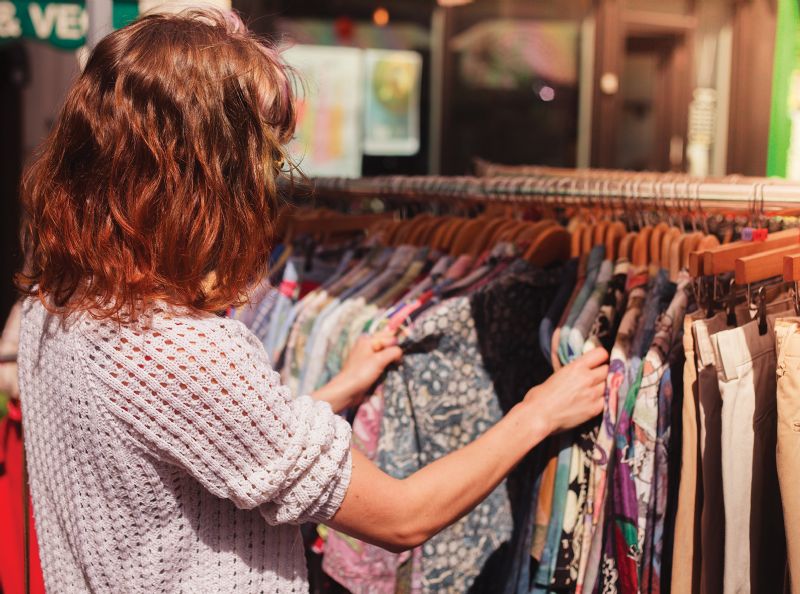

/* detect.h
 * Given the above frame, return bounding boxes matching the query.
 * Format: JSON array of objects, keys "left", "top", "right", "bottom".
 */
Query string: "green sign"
[
  {"left": 0, "top": 0, "right": 137, "bottom": 49},
  {"left": 767, "top": 0, "right": 800, "bottom": 177}
]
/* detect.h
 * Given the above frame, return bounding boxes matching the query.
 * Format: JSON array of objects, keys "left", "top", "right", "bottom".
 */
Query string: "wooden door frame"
[
  {"left": 727, "top": 0, "right": 777, "bottom": 176},
  {"left": 591, "top": 2, "right": 695, "bottom": 169}
]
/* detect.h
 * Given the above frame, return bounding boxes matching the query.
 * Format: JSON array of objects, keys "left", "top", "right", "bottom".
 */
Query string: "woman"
[{"left": 16, "top": 10, "right": 608, "bottom": 593}]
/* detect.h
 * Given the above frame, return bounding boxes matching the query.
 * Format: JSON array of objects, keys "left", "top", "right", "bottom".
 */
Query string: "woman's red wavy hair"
[{"left": 17, "top": 9, "right": 296, "bottom": 322}]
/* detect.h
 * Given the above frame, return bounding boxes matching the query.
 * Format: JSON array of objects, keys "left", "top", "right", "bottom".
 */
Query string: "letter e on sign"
[{"left": 56, "top": 4, "right": 85, "bottom": 40}]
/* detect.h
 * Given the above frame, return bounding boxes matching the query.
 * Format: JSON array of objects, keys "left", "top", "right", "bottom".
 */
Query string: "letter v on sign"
[{"left": 28, "top": 2, "right": 58, "bottom": 40}]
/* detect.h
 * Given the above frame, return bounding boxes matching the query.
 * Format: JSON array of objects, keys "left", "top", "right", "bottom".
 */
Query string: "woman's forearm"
[
  {"left": 327, "top": 400, "right": 550, "bottom": 552},
  {"left": 326, "top": 348, "right": 607, "bottom": 553},
  {"left": 398, "top": 400, "right": 549, "bottom": 546},
  {"left": 310, "top": 373, "right": 355, "bottom": 414}
]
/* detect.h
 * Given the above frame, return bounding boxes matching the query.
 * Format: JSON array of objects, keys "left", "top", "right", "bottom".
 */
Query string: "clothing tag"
[
  {"left": 278, "top": 280, "right": 298, "bottom": 298},
  {"left": 741, "top": 227, "right": 768, "bottom": 242}
]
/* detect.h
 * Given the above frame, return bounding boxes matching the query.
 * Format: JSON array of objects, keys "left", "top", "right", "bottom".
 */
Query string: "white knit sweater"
[{"left": 18, "top": 299, "right": 353, "bottom": 593}]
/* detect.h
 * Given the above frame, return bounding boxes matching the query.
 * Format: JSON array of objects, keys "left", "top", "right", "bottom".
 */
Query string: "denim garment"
[
  {"left": 631, "top": 269, "right": 676, "bottom": 361},
  {"left": 568, "top": 260, "right": 614, "bottom": 359},
  {"left": 263, "top": 260, "right": 301, "bottom": 361},
  {"left": 378, "top": 261, "right": 560, "bottom": 593},
  {"left": 540, "top": 258, "right": 579, "bottom": 366},
  {"left": 558, "top": 245, "right": 606, "bottom": 364}
]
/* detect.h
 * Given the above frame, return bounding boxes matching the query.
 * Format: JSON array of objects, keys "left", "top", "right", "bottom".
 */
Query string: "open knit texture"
[{"left": 18, "top": 298, "right": 353, "bottom": 593}]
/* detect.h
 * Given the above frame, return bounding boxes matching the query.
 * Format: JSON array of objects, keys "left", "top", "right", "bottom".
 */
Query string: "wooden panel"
[
  {"left": 727, "top": 0, "right": 777, "bottom": 175},
  {"left": 591, "top": 0, "right": 623, "bottom": 168}
]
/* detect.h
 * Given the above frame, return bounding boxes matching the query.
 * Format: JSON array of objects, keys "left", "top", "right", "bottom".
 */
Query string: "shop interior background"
[{"left": 0, "top": 0, "right": 793, "bottom": 323}]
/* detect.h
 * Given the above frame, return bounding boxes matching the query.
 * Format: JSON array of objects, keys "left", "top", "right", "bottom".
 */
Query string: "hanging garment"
[
  {"left": 583, "top": 259, "right": 630, "bottom": 354},
  {"left": 378, "top": 261, "right": 561, "bottom": 593},
  {"left": 559, "top": 246, "right": 606, "bottom": 363},
  {"left": 321, "top": 388, "right": 416, "bottom": 594},
  {"left": 670, "top": 309, "right": 704, "bottom": 594},
  {"left": 632, "top": 278, "right": 689, "bottom": 557},
  {"left": 775, "top": 317, "right": 800, "bottom": 594},
  {"left": 578, "top": 269, "right": 648, "bottom": 594},
  {"left": 263, "top": 260, "right": 302, "bottom": 361},
  {"left": 632, "top": 277, "right": 690, "bottom": 586},
  {"left": 0, "top": 399, "right": 46, "bottom": 594},
  {"left": 713, "top": 310, "right": 790, "bottom": 594},
  {"left": 539, "top": 258, "right": 579, "bottom": 366}
]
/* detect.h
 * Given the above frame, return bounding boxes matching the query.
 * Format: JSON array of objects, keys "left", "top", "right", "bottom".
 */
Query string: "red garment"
[
  {"left": 0, "top": 399, "right": 45, "bottom": 594},
  {"left": 298, "top": 280, "right": 321, "bottom": 299}
]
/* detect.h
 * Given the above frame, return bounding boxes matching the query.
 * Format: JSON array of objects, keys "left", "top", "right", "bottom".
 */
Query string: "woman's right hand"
[{"left": 524, "top": 347, "right": 609, "bottom": 435}]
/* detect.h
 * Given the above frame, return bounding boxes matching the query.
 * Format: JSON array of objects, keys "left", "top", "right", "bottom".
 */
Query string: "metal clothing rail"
[{"left": 308, "top": 172, "right": 800, "bottom": 211}]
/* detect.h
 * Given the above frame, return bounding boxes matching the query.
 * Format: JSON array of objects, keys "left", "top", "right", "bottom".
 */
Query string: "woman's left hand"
[{"left": 311, "top": 328, "right": 403, "bottom": 413}]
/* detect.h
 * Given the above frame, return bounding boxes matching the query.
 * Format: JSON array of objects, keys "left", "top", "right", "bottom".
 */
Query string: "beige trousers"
[
  {"left": 713, "top": 308, "right": 791, "bottom": 594},
  {"left": 671, "top": 310, "right": 704, "bottom": 594},
  {"left": 776, "top": 317, "right": 800, "bottom": 594}
]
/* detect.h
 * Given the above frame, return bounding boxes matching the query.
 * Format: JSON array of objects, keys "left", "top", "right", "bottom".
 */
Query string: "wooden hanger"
[
  {"left": 286, "top": 212, "right": 391, "bottom": 245},
  {"left": 441, "top": 218, "right": 469, "bottom": 252},
  {"left": 649, "top": 222, "right": 670, "bottom": 268},
  {"left": 515, "top": 220, "right": 556, "bottom": 244},
  {"left": 368, "top": 219, "right": 397, "bottom": 245},
  {"left": 619, "top": 232, "right": 638, "bottom": 261},
  {"left": 593, "top": 219, "right": 610, "bottom": 247},
  {"left": 581, "top": 222, "right": 596, "bottom": 255},
  {"left": 489, "top": 219, "right": 524, "bottom": 245},
  {"left": 661, "top": 227, "right": 682, "bottom": 273},
  {"left": 570, "top": 222, "right": 588, "bottom": 257},
  {"left": 688, "top": 234, "right": 721, "bottom": 276},
  {"left": 389, "top": 220, "right": 415, "bottom": 246},
  {"left": 467, "top": 217, "right": 510, "bottom": 255},
  {"left": 701, "top": 228, "right": 800, "bottom": 276},
  {"left": 784, "top": 253, "right": 800, "bottom": 283},
  {"left": 449, "top": 218, "right": 487, "bottom": 255},
  {"left": 494, "top": 221, "right": 528, "bottom": 244},
  {"left": 605, "top": 222, "right": 627, "bottom": 262},
  {"left": 408, "top": 216, "right": 442, "bottom": 246},
  {"left": 681, "top": 232, "right": 704, "bottom": 270},
  {"left": 430, "top": 218, "right": 460, "bottom": 251},
  {"left": 735, "top": 244, "right": 800, "bottom": 284},
  {"left": 668, "top": 233, "right": 686, "bottom": 281},
  {"left": 524, "top": 226, "right": 571, "bottom": 267},
  {"left": 632, "top": 226, "right": 653, "bottom": 267},
  {"left": 402, "top": 214, "right": 434, "bottom": 245}
]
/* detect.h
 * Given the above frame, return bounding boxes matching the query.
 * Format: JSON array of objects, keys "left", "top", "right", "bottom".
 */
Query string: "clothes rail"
[{"left": 306, "top": 173, "right": 800, "bottom": 211}]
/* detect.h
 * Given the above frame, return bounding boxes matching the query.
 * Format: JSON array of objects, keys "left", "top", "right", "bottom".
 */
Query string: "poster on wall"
[
  {"left": 283, "top": 44, "right": 363, "bottom": 178},
  {"left": 363, "top": 49, "right": 422, "bottom": 156}
]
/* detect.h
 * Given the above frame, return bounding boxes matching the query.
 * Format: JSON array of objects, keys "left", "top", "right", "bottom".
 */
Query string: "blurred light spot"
[
  {"left": 539, "top": 85, "right": 555, "bottom": 102},
  {"left": 373, "top": 7, "right": 390, "bottom": 27}
]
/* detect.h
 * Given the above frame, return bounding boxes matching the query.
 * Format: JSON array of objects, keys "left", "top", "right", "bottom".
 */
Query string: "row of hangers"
[{"left": 289, "top": 175, "right": 800, "bottom": 314}]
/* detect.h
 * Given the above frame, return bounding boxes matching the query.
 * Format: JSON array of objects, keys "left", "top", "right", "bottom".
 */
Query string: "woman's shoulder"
[{"left": 21, "top": 298, "right": 263, "bottom": 362}]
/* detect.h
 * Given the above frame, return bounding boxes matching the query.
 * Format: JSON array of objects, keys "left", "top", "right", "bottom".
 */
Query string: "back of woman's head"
[{"left": 18, "top": 9, "right": 296, "bottom": 322}]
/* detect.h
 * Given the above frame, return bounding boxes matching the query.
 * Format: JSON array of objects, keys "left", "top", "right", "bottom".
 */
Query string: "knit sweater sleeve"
[{"left": 80, "top": 313, "right": 352, "bottom": 525}]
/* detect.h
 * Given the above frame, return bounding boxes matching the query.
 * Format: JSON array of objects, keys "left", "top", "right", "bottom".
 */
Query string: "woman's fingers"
[
  {"left": 579, "top": 347, "right": 609, "bottom": 369},
  {"left": 590, "top": 364, "right": 609, "bottom": 384},
  {"left": 371, "top": 328, "right": 399, "bottom": 352}
]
